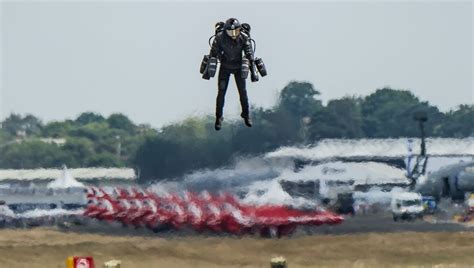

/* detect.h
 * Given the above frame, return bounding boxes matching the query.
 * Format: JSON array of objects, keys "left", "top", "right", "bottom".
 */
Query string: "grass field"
[{"left": 1, "top": 228, "right": 474, "bottom": 267}]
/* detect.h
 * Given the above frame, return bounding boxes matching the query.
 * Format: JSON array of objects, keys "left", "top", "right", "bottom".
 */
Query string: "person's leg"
[
  {"left": 215, "top": 67, "right": 231, "bottom": 130},
  {"left": 234, "top": 69, "right": 252, "bottom": 127}
]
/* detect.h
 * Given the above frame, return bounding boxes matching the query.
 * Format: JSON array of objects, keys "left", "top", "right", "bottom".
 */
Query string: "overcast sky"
[{"left": 1, "top": 1, "right": 472, "bottom": 127}]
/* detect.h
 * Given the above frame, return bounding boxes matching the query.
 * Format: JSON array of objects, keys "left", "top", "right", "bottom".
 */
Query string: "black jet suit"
[{"left": 209, "top": 31, "right": 254, "bottom": 120}]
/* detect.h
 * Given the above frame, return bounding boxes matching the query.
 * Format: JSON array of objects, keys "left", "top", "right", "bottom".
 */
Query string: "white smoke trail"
[
  {"left": 17, "top": 208, "right": 83, "bottom": 218},
  {"left": 152, "top": 156, "right": 293, "bottom": 193}
]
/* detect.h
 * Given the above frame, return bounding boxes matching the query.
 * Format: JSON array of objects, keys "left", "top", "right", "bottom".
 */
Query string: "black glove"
[
  {"left": 251, "top": 71, "right": 259, "bottom": 82},
  {"left": 250, "top": 63, "right": 259, "bottom": 82}
]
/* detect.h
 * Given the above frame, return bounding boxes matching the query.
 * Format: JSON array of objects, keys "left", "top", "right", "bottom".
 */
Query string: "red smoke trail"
[{"left": 84, "top": 187, "right": 343, "bottom": 237}]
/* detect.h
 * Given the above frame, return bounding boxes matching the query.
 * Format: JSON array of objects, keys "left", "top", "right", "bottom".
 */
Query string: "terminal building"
[{"left": 261, "top": 138, "right": 474, "bottom": 209}]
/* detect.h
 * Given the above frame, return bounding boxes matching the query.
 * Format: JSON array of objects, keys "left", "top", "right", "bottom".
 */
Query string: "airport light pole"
[{"left": 408, "top": 111, "right": 429, "bottom": 187}]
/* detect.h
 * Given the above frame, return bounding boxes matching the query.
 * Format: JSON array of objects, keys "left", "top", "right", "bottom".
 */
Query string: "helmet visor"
[{"left": 226, "top": 28, "right": 240, "bottom": 38}]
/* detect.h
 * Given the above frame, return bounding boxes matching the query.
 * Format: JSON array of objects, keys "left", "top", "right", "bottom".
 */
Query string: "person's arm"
[
  {"left": 204, "top": 33, "right": 220, "bottom": 79},
  {"left": 242, "top": 35, "right": 254, "bottom": 61},
  {"left": 209, "top": 34, "right": 221, "bottom": 58},
  {"left": 243, "top": 35, "right": 258, "bottom": 81}
]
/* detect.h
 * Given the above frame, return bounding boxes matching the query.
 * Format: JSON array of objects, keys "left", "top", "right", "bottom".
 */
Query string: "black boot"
[
  {"left": 215, "top": 117, "right": 223, "bottom": 131},
  {"left": 243, "top": 116, "right": 252, "bottom": 127}
]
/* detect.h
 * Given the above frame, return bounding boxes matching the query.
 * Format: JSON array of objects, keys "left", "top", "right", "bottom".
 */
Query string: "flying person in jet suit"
[{"left": 201, "top": 18, "right": 267, "bottom": 131}]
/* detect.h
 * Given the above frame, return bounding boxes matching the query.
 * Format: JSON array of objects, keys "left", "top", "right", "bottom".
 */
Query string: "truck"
[{"left": 391, "top": 192, "right": 424, "bottom": 221}]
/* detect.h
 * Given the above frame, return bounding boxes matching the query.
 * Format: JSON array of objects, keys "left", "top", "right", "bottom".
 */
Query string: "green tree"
[
  {"left": 133, "top": 137, "right": 186, "bottom": 181},
  {"left": 361, "top": 88, "right": 443, "bottom": 137},
  {"left": 75, "top": 112, "right": 105, "bottom": 125},
  {"left": 277, "top": 81, "right": 323, "bottom": 118},
  {"left": 231, "top": 107, "right": 300, "bottom": 153},
  {"left": 87, "top": 152, "right": 124, "bottom": 167},
  {"left": 309, "top": 97, "right": 364, "bottom": 139},
  {"left": 274, "top": 81, "right": 324, "bottom": 144},
  {"left": 61, "top": 138, "right": 96, "bottom": 167},
  {"left": 0, "top": 141, "right": 71, "bottom": 169},
  {"left": 107, "top": 113, "right": 136, "bottom": 133},
  {"left": 0, "top": 128, "right": 13, "bottom": 145},
  {"left": 439, "top": 105, "right": 474, "bottom": 137},
  {"left": 69, "top": 121, "right": 110, "bottom": 141},
  {"left": 41, "top": 120, "right": 74, "bottom": 137},
  {"left": 2, "top": 114, "right": 43, "bottom": 136},
  {"left": 159, "top": 116, "right": 210, "bottom": 144}
]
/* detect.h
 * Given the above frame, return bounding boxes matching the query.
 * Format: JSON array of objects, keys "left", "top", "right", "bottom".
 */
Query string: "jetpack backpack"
[{"left": 200, "top": 21, "right": 267, "bottom": 81}]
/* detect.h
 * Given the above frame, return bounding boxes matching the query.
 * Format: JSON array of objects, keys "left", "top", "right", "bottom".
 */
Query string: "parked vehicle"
[
  {"left": 391, "top": 192, "right": 424, "bottom": 221},
  {"left": 422, "top": 196, "right": 437, "bottom": 214}
]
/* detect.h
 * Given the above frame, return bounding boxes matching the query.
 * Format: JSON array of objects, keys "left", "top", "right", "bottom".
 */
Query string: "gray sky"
[{"left": 1, "top": 1, "right": 472, "bottom": 127}]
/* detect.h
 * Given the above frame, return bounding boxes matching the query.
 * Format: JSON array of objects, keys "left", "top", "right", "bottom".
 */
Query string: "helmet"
[{"left": 224, "top": 18, "right": 241, "bottom": 39}]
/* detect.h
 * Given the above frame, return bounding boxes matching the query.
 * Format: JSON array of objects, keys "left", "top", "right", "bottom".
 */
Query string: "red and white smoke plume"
[{"left": 84, "top": 187, "right": 343, "bottom": 237}]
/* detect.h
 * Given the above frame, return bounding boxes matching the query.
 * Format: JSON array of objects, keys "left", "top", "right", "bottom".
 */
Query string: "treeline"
[
  {"left": 0, "top": 81, "right": 472, "bottom": 183},
  {"left": 0, "top": 113, "right": 157, "bottom": 169}
]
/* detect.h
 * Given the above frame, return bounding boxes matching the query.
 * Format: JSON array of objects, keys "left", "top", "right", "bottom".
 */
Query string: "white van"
[{"left": 391, "top": 192, "right": 424, "bottom": 221}]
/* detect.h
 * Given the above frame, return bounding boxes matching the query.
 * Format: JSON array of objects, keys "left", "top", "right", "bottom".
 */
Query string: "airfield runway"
[{"left": 1, "top": 214, "right": 474, "bottom": 267}]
